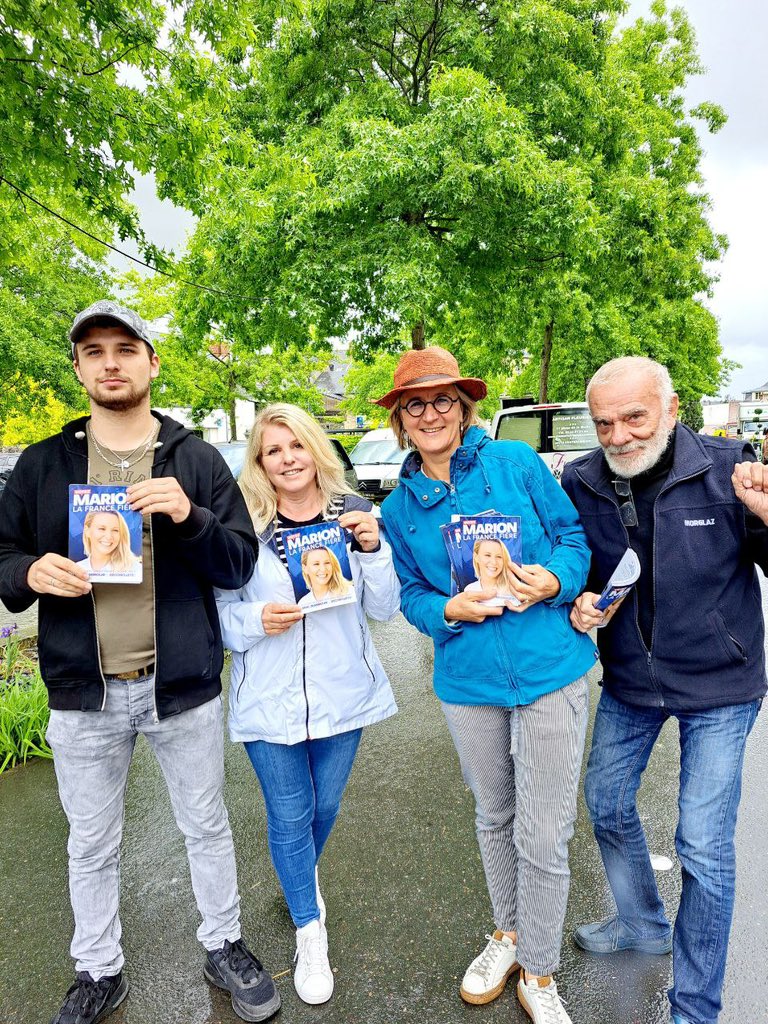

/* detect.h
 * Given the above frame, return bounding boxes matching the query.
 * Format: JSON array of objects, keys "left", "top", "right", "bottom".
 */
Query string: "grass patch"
[{"left": 0, "top": 626, "right": 52, "bottom": 774}]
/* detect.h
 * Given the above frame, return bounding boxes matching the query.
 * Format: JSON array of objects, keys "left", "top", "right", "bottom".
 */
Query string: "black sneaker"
[
  {"left": 51, "top": 971, "right": 129, "bottom": 1024},
  {"left": 204, "top": 938, "right": 281, "bottom": 1022}
]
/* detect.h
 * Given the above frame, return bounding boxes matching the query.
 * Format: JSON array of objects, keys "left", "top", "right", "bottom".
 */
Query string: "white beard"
[{"left": 604, "top": 424, "right": 674, "bottom": 478}]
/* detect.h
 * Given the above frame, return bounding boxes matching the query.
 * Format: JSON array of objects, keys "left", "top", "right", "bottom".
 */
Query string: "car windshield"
[
  {"left": 350, "top": 439, "right": 405, "bottom": 466},
  {"left": 217, "top": 444, "right": 248, "bottom": 478}
]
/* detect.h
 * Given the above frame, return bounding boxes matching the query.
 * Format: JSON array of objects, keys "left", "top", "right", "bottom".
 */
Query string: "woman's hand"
[
  {"left": 262, "top": 602, "right": 303, "bottom": 635},
  {"left": 444, "top": 591, "right": 505, "bottom": 623},
  {"left": 506, "top": 563, "right": 561, "bottom": 613},
  {"left": 339, "top": 510, "right": 380, "bottom": 552}
]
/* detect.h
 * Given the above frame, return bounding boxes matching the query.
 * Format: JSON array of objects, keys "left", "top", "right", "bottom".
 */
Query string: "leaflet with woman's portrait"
[
  {"left": 282, "top": 520, "right": 357, "bottom": 613},
  {"left": 440, "top": 514, "right": 523, "bottom": 607},
  {"left": 68, "top": 485, "right": 143, "bottom": 583}
]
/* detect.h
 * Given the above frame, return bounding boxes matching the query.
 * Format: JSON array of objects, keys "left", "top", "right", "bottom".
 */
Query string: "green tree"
[
  {"left": 169, "top": 0, "right": 729, "bottom": 412},
  {"left": 0, "top": 197, "right": 110, "bottom": 431}
]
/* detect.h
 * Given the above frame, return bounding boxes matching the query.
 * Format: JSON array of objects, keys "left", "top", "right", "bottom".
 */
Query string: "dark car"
[
  {"left": 0, "top": 451, "right": 21, "bottom": 498},
  {"left": 212, "top": 438, "right": 358, "bottom": 491}
]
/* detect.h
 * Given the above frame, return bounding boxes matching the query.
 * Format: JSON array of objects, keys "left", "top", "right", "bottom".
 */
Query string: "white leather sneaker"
[
  {"left": 518, "top": 974, "right": 572, "bottom": 1023},
  {"left": 459, "top": 930, "right": 519, "bottom": 1004},
  {"left": 294, "top": 919, "right": 334, "bottom": 1005}
]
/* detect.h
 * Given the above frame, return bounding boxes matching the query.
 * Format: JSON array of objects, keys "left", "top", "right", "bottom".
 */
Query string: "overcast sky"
[{"left": 119, "top": 0, "right": 767, "bottom": 398}]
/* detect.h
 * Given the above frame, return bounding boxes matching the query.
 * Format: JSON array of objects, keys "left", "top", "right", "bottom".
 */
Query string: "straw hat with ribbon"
[{"left": 374, "top": 347, "right": 487, "bottom": 409}]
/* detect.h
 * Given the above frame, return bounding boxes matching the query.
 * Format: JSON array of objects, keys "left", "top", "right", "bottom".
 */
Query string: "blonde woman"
[
  {"left": 77, "top": 510, "right": 141, "bottom": 579},
  {"left": 215, "top": 403, "right": 399, "bottom": 1006},
  {"left": 464, "top": 539, "right": 519, "bottom": 606}
]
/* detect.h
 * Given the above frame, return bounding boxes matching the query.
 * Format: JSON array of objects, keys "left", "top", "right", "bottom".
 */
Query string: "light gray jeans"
[
  {"left": 46, "top": 676, "right": 241, "bottom": 979},
  {"left": 442, "top": 675, "right": 589, "bottom": 976}
]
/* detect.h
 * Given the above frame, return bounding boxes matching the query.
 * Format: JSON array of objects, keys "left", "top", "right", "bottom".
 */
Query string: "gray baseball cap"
[{"left": 69, "top": 300, "right": 155, "bottom": 354}]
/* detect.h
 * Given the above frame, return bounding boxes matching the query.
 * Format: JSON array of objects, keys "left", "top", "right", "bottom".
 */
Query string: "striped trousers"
[{"left": 442, "top": 675, "right": 589, "bottom": 976}]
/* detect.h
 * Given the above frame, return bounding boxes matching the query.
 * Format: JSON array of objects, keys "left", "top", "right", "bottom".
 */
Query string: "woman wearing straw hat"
[{"left": 376, "top": 347, "right": 597, "bottom": 1024}]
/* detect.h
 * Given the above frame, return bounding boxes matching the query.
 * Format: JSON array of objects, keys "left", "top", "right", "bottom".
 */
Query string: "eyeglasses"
[
  {"left": 612, "top": 479, "right": 638, "bottom": 528},
  {"left": 399, "top": 394, "right": 459, "bottom": 418}
]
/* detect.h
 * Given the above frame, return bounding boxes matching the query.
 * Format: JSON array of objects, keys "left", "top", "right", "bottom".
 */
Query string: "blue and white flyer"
[
  {"left": 593, "top": 548, "right": 641, "bottom": 613},
  {"left": 283, "top": 520, "right": 357, "bottom": 613},
  {"left": 440, "top": 514, "right": 523, "bottom": 607},
  {"left": 68, "top": 485, "right": 143, "bottom": 583}
]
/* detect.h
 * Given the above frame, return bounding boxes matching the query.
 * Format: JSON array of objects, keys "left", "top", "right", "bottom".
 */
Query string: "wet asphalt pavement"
[{"left": 2, "top": 584, "right": 768, "bottom": 1024}]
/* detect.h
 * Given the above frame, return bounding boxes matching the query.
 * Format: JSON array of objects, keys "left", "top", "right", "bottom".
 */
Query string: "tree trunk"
[
  {"left": 228, "top": 398, "right": 237, "bottom": 441},
  {"left": 411, "top": 322, "right": 425, "bottom": 350},
  {"left": 538, "top": 320, "right": 554, "bottom": 403}
]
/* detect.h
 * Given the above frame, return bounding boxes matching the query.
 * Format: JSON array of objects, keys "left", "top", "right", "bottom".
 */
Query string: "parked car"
[
  {"left": 0, "top": 451, "right": 21, "bottom": 498},
  {"left": 348, "top": 428, "right": 409, "bottom": 502},
  {"left": 212, "top": 438, "right": 358, "bottom": 491},
  {"left": 490, "top": 401, "right": 598, "bottom": 480}
]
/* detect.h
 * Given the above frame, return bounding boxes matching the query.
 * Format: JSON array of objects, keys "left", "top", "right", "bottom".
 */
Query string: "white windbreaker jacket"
[{"left": 215, "top": 502, "right": 400, "bottom": 745}]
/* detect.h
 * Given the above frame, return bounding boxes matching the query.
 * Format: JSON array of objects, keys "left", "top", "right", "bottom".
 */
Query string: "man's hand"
[
  {"left": 444, "top": 591, "right": 504, "bottom": 623},
  {"left": 262, "top": 602, "right": 303, "bottom": 635},
  {"left": 732, "top": 461, "right": 768, "bottom": 525},
  {"left": 127, "top": 478, "right": 191, "bottom": 524},
  {"left": 570, "top": 591, "right": 626, "bottom": 633},
  {"left": 506, "top": 563, "right": 561, "bottom": 612},
  {"left": 27, "top": 554, "right": 91, "bottom": 597},
  {"left": 339, "top": 510, "right": 379, "bottom": 552}
]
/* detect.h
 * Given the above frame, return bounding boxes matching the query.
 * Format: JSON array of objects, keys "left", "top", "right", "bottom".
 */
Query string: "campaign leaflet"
[
  {"left": 68, "top": 485, "right": 143, "bottom": 584},
  {"left": 440, "top": 514, "right": 523, "bottom": 607},
  {"left": 593, "top": 547, "right": 641, "bottom": 616},
  {"left": 282, "top": 519, "right": 357, "bottom": 614}
]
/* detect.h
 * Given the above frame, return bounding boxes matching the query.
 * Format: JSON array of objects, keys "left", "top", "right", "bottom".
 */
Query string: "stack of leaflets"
[
  {"left": 283, "top": 519, "right": 357, "bottom": 614},
  {"left": 593, "top": 548, "right": 641, "bottom": 617},
  {"left": 440, "top": 511, "right": 523, "bottom": 607},
  {"left": 68, "top": 485, "right": 143, "bottom": 584}
]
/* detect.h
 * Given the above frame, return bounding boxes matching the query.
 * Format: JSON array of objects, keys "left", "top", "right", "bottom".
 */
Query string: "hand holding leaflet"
[{"left": 593, "top": 548, "right": 641, "bottom": 615}]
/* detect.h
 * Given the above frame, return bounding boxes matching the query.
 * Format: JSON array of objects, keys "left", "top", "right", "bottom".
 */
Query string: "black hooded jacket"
[{"left": 0, "top": 413, "right": 257, "bottom": 718}]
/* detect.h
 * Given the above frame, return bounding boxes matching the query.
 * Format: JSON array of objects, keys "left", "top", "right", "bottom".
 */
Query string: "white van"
[
  {"left": 490, "top": 401, "right": 598, "bottom": 480},
  {"left": 349, "top": 428, "right": 409, "bottom": 501}
]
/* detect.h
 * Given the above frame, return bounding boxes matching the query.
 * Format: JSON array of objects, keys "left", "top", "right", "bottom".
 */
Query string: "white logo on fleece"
[{"left": 684, "top": 518, "right": 715, "bottom": 526}]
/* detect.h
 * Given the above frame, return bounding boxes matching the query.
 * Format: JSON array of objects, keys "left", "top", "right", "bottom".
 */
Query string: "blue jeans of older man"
[
  {"left": 584, "top": 688, "right": 760, "bottom": 1024},
  {"left": 46, "top": 676, "right": 241, "bottom": 980}
]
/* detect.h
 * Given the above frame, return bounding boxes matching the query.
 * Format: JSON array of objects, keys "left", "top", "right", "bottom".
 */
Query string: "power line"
[{"left": 0, "top": 175, "right": 242, "bottom": 300}]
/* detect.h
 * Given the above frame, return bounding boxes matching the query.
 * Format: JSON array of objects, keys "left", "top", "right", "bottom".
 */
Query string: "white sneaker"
[
  {"left": 518, "top": 974, "right": 572, "bottom": 1024},
  {"left": 315, "top": 865, "right": 326, "bottom": 926},
  {"left": 459, "top": 930, "right": 519, "bottom": 1004},
  {"left": 294, "top": 919, "right": 334, "bottom": 1005}
]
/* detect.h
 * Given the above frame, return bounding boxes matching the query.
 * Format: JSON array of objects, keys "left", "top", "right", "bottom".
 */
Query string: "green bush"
[
  {"left": 0, "top": 629, "right": 52, "bottom": 774},
  {"left": 328, "top": 433, "right": 363, "bottom": 454}
]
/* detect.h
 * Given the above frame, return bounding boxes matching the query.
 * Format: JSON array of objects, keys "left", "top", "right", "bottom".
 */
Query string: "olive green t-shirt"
[{"left": 87, "top": 427, "right": 157, "bottom": 674}]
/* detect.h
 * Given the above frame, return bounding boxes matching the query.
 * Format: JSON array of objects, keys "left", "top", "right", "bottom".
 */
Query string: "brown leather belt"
[{"left": 108, "top": 663, "right": 155, "bottom": 681}]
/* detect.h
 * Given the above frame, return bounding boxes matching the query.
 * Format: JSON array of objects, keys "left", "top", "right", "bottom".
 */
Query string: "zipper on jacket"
[
  {"left": 359, "top": 621, "right": 376, "bottom": 685},
  {"left": 90, "top": 592, "right": 109, "bottom": 709},
  {"left": 236, "top": 649, "right": 249, "bottom": 701},
  {"left": 84, "top": 450, "right": 109, "bottom": 709},
  {"left": 645, "top": 465, "right": 707, "bottom": 709},
  {"left": 494, "top": 615, "right": 520, "bottom": 693},
  {"left": 302, "top": 616, "right": 310, "bottom": 740},
  {"left": 149, "top": 511, "right": 160, "bottom": 723}
]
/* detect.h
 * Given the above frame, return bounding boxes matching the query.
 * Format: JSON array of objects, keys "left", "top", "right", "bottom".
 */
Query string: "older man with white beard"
[{"left": 562, "top": 356, "right": 768, "bottom": 1024}]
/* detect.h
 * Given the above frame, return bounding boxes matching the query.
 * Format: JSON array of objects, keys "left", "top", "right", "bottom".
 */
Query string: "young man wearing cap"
[{"left": 0, "top": 301, "right": 281, "bottom": 1024}]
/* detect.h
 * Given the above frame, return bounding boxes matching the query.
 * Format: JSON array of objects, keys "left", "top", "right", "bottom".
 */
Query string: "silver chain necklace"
[{"left": 87, "top": 422, "right": 159, "bottom": 470}]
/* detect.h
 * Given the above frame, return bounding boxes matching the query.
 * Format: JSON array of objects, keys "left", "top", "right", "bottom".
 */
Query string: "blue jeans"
[
  {"left": 585, "top": 689, "right": 760, "bottom": 1024},
  {"left": 244, "top": 729, "right": 362, "bottom": 927},
  {"left": 46, "top": 678, "right": 241, "bottom": 978}
]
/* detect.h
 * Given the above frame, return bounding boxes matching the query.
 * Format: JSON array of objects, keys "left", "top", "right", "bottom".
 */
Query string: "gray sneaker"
[
  {"left": 574, "top": 916, "right": 672, "bottom": 954},
  {"left": 204, "top": 938, "right": 281, "bottom": 1022},
  {"left": 50, "top": 971, "right": 128, "bottom": 1024}
]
